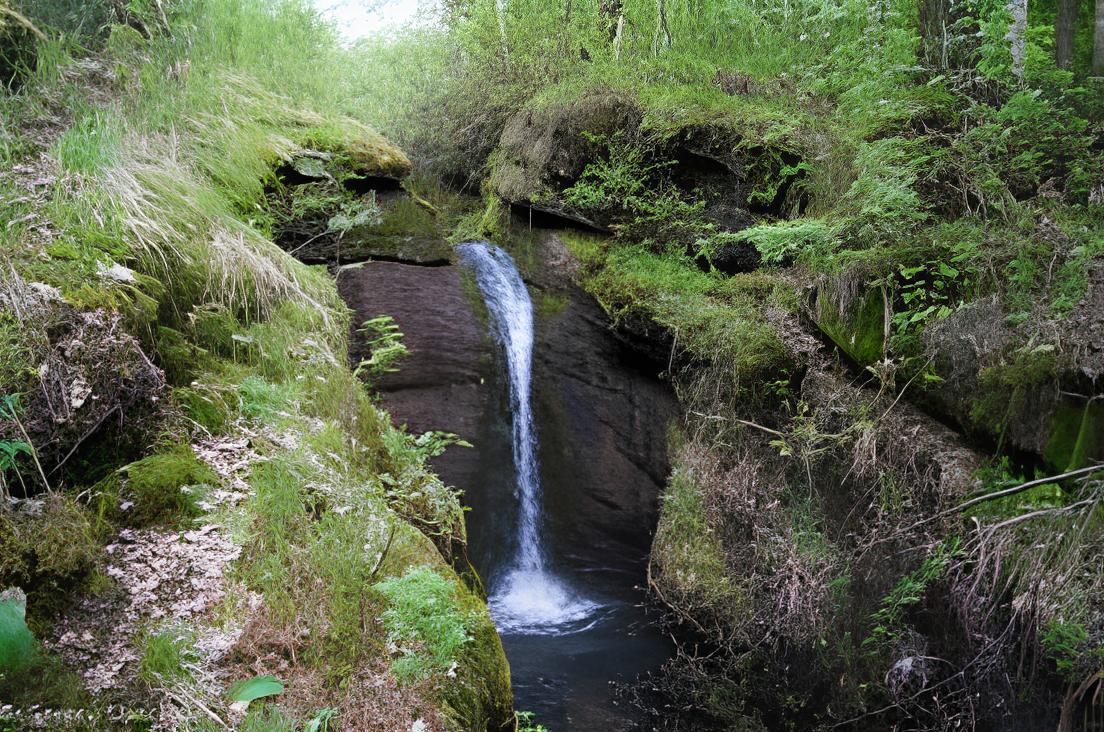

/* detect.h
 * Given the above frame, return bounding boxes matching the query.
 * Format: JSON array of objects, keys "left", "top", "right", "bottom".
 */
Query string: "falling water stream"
[
  {"left": 456, "top": 240, "right": 677, "bottom": 729},
  {"left": 457, "top": 242, "right": 598, "bottom": 634}
]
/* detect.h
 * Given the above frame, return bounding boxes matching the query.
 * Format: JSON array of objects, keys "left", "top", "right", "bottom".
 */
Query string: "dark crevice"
[
  {"left": 508, "top": 202, "right": 610, "bottom": 233},
  {"left": 324, "top": 253, "right": 453, "bottom": 268},
  {"left": 343, "top": 174, "right": 403, "bottom": 194}
]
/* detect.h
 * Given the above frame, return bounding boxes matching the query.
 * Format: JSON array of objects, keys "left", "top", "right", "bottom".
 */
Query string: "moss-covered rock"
[
  {"left": 318, "top": 192, "right": 451, "bottom": 264},
  {"left": 649, "top": 448, "right": 751, "bottom": 635},
  {"left": 1042, "top": 399, "right": 1104, "bottom": 471},
  {"left": 0, "top": 495, "right": 100, "bottom": 632},
  {"left": 270, "top": 141, "right": 450, "bottom": 265},
  {"left": 296, "top": 117, "right": 412, "bottom": 181},
  {"left": 919, "top": 298, "right": 1104, "bottom": 470},
  {"left": 812, "top": 283, "right": 887, "bottom": 366},
  {"left": 380, "top": 540, "right": 513, "bottom": 732},
  {"left": 491, "top": 87, "right": 641, "bottom": 225},
  {"left": 113, "top": 445, "right": 218, "bottom": 525}
]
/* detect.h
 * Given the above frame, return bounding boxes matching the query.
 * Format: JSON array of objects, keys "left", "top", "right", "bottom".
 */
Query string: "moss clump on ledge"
[
  {"left": 297, "top": 117, "right": 413, "bottom": 180},
  {"left": 812, "top": 284, "right": 887, "bottom": 366},
  {"left": 114, "top": 445, "right": 219, "bottom": 525}
]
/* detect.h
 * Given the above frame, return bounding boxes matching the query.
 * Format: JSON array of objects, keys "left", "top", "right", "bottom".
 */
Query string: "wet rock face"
[
  {"left": 532, "top": 285, "right": 680, "bottom": 570},
  {"left": 337, "top": 261, "right": 496, "bottom": 493},
  {"left": 337, "top": 247, "right": 678, "bottom": 576}
]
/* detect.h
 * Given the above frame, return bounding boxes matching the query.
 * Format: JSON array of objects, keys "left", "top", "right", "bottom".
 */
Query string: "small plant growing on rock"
[
  {"left": 355, "top": 315, "right": 409, "bottom": 379},
  {"left": 374, "top": 566, "right": 471, "bottom": 683}
]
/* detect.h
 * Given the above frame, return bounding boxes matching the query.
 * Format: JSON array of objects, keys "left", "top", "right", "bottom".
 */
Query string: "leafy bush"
[
  {"left": 1040, "top": 619, "right": 1090, "bottom": 679},
  {"left": 563, "top": 132, "right": 713, "bottom": 247},
  {"left": 864, "top": 540, "right": 961, "bottom": 652}
]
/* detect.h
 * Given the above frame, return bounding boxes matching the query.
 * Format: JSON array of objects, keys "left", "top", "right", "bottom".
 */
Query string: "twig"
[
  {"left": 732, "top": 418, "right": 785, "bottom": 438},
  {"left": 957, "top": 464, "right": 1100, "bottom": 514},
  {"left": 50, "top": 405, "right": 121, "bottom": 475},
  {"left": 893, "top": 464, "right": 1102, "bottom": 537},
  {"left": 973, "top": 496, "right": 1097, "bottom": 538},
  {"left": 368, "top": 525, "right": 397, "bottom": 579},
  {"left": 164, "top": 686, "right": 228, "bottom": 729}
]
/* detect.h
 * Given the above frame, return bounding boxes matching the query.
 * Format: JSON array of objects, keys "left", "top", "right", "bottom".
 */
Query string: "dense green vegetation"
[
  {"left": 0, "top": 1, "right": 510, "bottom": 729},
  {"left": 2, "top": 0, "right": 1102, "bottom": 728},
  {"left": 352, "top": 0, "right": 1104, "bottom": 728}
]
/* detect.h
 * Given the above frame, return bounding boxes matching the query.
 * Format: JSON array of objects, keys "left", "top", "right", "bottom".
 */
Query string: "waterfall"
[{"left": 458, "top": 242, "right": 597, "bottom": 634}]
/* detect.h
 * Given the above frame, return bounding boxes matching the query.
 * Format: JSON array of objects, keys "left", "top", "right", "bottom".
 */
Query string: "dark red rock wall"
[{"left": 337, "top": 257, "right": 678, "bottom": 578}]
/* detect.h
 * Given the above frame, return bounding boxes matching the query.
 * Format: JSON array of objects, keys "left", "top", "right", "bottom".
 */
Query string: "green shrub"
[
  {"left": 864, "top": 540, "right": 961, "bottom": 653},
  {"left": 1040, "top": 619, "right": 1090, "bottom": 679},
  {"left": 563, "top": 132, "right": 713, "bottom": 247}
]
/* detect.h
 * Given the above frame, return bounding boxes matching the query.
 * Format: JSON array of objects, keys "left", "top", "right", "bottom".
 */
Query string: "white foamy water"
[{"left": 458, "top": 242, "right": 599, "bottom": 634}]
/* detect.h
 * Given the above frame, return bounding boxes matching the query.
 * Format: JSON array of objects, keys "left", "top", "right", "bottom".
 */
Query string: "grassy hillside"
[{"left": 0, "top": 2, "right": 510, "bottom": 729}]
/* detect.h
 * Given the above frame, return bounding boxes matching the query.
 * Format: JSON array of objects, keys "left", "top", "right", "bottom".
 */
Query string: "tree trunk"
[
  {"left": 495, "top": 0, "right": 508, "bottom": 58},
  {"left": 1095, "top": 0, "right": 1104, "bottom": 75},
  {"left": 1056, "top": 0, "right": 1076, "bottom": 68},
  {"left": 601, "top": 0, "right": 624, "bottom": 43},
  {"left": 613, "top": 12, "right": 625, "bottom": 60},
  {"left": 1006, "top": 0, "right": 1028, "bottom": 79}
]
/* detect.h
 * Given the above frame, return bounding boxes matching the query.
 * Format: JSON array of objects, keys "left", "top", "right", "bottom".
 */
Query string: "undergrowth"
[{"left": 0, "top": 1, "right": 512, "bottom": 728}]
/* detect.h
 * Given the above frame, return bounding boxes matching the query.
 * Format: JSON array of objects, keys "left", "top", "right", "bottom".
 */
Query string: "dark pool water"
[{"left": 466, "top": 449, "right": 675, "bottom": 730}]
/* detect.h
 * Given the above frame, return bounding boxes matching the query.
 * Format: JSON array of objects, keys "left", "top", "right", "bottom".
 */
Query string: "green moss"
[
  {"left": 585, "top": 246, "right": 789, "bottom": 388},
  {"left": 971, "top": 345, "right": 1060, "bottom": 443},
  {"left": 172, "top": 382, "right": 234, "bottom": 434},
  {"left": 296, "top": 117, "right": 412, "bottom": 180},
  {"left": 188, "top": 304, "right": 245, "bottom": 357},
  {"left": 138, "top": 622, "right": 197, "bottom": 685},
  {"left": 441, "top": 572, "right": 513, "bottom": 731},
  {"left": 651, "top": 460, "right": 749, "bottom": 626},
  {"left": 374, "top": 565, "right": 472, "bottom": 683},
  {"left": 0, "top": 495, "right": 100, "bottom": 632},
  {"left": 533, "top": 289, "right": 569, "bottom": 319},
  {"left": 119, "top": 445, "right": 218, "bottom": 525},
  {"left": 1042, "top": 400, "right": 1104, "bottom": 472},
  {"left": 814, "top": 286, "right": 886, "bottom": 366},
  {"left": 558, "top": 231, "right": 608, "bottom": 269},
  {"left": 371, "top": 195, "right": 438, "bottom": 238},
  {"left": 340, "top": 194, "right": 451, "bottom": 263},
  {"left": 154, "top": 326, "right": 213, "bottom": 386}
]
